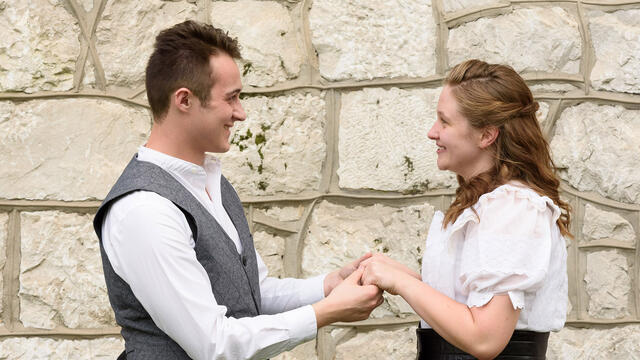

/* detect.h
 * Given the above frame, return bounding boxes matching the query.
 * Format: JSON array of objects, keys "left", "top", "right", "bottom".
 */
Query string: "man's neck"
[{"left": 146, "top": 122, "right": 205, "bottom": 166}]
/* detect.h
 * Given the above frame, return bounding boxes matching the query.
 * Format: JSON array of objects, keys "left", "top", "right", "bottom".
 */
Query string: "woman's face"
[{"left": 428, "top": 85, "right": 493, "bottom": 180}]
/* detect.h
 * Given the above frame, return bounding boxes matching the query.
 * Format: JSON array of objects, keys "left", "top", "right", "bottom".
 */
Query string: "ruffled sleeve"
[{"left": 458, "top": 185, "right": 561, "bottom": 310}]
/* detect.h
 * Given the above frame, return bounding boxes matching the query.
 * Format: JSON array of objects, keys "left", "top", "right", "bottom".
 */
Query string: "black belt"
[{"left": 416, "top": 328, "right": 549, "bottom": 360}]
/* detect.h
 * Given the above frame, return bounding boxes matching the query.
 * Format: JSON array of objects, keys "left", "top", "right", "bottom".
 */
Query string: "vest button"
[{"left": 242, "top": 255, "right": 247, "bottom": 266}]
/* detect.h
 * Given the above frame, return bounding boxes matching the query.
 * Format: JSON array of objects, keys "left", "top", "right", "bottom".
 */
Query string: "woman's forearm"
[{"left": 396, "top": 276, "right": 516, "bottom": 360}]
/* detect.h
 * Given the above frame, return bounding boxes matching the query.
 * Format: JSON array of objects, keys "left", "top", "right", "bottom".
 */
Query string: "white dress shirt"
[
  {"left": 102, "top": 146, "right": 325, "bottom": 360},
  {"left": 421, "top": 182, "right": 568, "bottom": 332}
]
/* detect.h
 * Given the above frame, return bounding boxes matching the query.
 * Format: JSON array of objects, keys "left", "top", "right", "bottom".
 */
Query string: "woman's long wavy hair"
[{"left": 442, "top": 59, "right": 572, "bottom": 237}]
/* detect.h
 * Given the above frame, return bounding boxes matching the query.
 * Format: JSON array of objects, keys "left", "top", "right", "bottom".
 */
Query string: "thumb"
[{"left": 344, "top": 266, "right": 365, "bottom": 284}]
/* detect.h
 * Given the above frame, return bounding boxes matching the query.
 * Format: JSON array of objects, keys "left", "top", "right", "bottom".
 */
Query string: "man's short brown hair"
[{"left": 145, "top": 20, "right": 241, "bottom": 121}]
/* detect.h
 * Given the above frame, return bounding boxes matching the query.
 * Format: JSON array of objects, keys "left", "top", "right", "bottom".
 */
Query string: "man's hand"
[
  {"left": 313, "top": 267, "right": 383, "bottom": 328},
  {"left": 323, "top": 253, "right": 372, "bottom": 296}
]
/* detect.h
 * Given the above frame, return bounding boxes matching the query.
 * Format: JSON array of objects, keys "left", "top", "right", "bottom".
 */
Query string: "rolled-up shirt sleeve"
[{"left": 102, "top": 191, "right": 317, "bottom": 360}]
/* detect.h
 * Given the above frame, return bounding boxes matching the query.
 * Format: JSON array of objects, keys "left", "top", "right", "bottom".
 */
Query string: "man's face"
[{"left": 190, "top": 53, "right": 246, "bottom": 153}]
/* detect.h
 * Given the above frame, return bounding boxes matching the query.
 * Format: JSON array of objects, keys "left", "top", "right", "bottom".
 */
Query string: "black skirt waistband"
[{"left": 416, "top": 328, "right": 549, "bottom": 360}]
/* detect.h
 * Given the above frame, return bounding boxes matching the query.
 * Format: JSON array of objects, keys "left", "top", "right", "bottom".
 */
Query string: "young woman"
[{"left": 361, "top": 59, "right": 571, "bottom": 360}]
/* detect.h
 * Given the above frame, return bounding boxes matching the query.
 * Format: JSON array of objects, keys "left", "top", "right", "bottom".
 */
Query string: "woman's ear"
[{"left": 479, "top": 126, "right": 499, "bottom": 149}]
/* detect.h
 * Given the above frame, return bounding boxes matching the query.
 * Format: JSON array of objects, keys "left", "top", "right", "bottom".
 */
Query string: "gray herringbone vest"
[{"left": 94, "top": 156, "right": 261, "bottom": 359}]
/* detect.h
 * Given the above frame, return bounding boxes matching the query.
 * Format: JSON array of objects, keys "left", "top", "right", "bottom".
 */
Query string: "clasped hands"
[{"left": 314, "top": 253, "right": 420, "bottom": 328}]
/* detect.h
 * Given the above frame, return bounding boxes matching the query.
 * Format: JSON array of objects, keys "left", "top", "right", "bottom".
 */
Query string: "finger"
[
  {"left": 355, "top": 252, "right": 372, "bottom": 264},
  {"left": 345, "top": 266, "right": 365, "bottom": 284},
  {"left": 359, "top": 258, "right": 371, "bottom": 268},
  {"left": 348, "top": 252, "right": 373, "bottom": 271}
]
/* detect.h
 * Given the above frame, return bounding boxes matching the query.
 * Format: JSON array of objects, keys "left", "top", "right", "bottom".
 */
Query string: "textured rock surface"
[
  {"left": 448, "top": 7, "right": 581, "bottom": 73},
  {"left": 584, "top": 250, "right": 631, "bottom": 319},
  {"left": 257, "top": 205, "right": 306, "bottom": 222},
  {"left": 253, "top": 230, "right": 286, "bottom": 279},
  {"left": 95, "top": 0, "right": 197, "bottom": 88},
  {"left": 338, "top": 87, "right": 456, "bottom": 192},
  {"left": 211, "top": 1, "right": 304, "bottom": 87},
  {"left": 334, "top": 326, "right": 417, "bottom": 359},
  {"left": 0, "top": 337, "right": 123, "bottom": 359},
  {"left": 303, "top": 200, "right": 433, "bottom": 317},
  {"left": 589, "top": 9, "right": 640, "bottom": 94},
  {"left": 0, "top": 213, "right": 7, "bottom": 324},
  {"left": 220, "top": 93, "right": 326, "bottom": 196},
  {"left": 547, "top": 325, "right": 640, "bottom": 359},
  {"left": 0, "top": 99, "right": 150, "bottom": 201},
  {"left": 582, "top": 204, "right": 636, "bottom": 245},
  {"left": 310, "top": 0, "right": 436, "bottom": 81},
  {"left": 19, "top": 211, "right": 115, "bottom": 329},
  {"left": 536, "top": 101, "right": 550, "bottom": 126},
  {"left": 442, "top": 0, "right": 503, "bottom": 13},
  {"left": 0, "top": 0, "right": 80, "bottom": 93},
  {"left": 529, "top": 83, "right": 580, "bottom": 93},
  {"left": 550, "top": 103, "right": 640, "bottom": 204},
  {"left": 272, "top": 340, "right": 317, "bottom": 360}
]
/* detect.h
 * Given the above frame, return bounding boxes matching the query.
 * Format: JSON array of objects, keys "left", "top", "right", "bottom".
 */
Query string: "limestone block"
[
  {"left": 309, "top": 0, "right": 437, "bottom": 81},
  {"left": 211, "top": 1, "right": 304, "bottom": 87},
  {"left": 253, "top": 230, "right": 286, "bottom": 279},
  {"left": 584, "top": 250, "right": 631, "bottom": 319},
  {"left": 536, "top": 101, "right": 550, "bottom": 127},
  {"left": 334, "top": 326, "right": 417, "bottom": 360},
  {"left": 589, "top": 10, "right": 640, "bottom": 94},
  {"left": 257, "top": 205, "right": 306, "bottom": 222},
  {"left": 220, "top": 93, "right": 326, "bottom": 196},
  {"left": 303, "top": 200, "right": 434, "bottom": 318},
  {"left": 442, "top": 0, "right": 503, "bottom": 13},
  {"left": 272, "top": 339, "right": 317, "bottom": 360},
  {"left": 80, "top": 0, "right": 93, "bottom": 13},
  {"left": 19, "top": 211, "right": 115, "bottom": 329},
  {"left": 82, "top": 59, "right": 98, "bottom": 90},
  {"left": 547, "top": 325, "right": 640, "bottom": 359},
  {"left": 448, "top": 7, "right": 581, "bottom": 74},
  {"left": 0, "top": 0, "right": 80, "bottom": 93},
  {"left": 529, "top": 83, "right": 580, "bottom": 93},
  {"left": 0, "top": 213, "right": 7, "bottom": 323},
  {"left": 0, "top": 336, "right": 124, "bottom": 360},
  {"left": 550, "top": 103, "right": 640, "bottom": 204},
  {"left": 96, "top": 0, "right": 197, "bottom": 88},
  {"left": 582, "top": 204, "right": 636, "bottom": 245},
  {"left": 0, "top": 99, "right": 150, "bottom": 201},
  {"left": 338, "top": 87, "right": 456, "bottom": 192}
]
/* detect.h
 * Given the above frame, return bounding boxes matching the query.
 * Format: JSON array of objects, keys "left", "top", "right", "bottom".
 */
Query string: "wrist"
[
  {"left": 312, "top": 298, "right": 335, "bottom": 328},
  {"left": 395, "top": 273, "right": 418, "bottom": 297}
]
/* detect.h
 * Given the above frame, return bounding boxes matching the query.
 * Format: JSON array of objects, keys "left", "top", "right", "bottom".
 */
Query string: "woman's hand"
[
  {"left": 361, "top": 254, "right": 416, "bottom": 295},
  {"left": 360, "top": 253, "right": 421, "bottom": 281}
]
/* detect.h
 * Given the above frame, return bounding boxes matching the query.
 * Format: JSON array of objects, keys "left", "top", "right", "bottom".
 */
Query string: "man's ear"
[
  {"left": 173, "top": 88, "right": 192, "bottom": 113},
  {"left": 479, "top": 126, "right": 499, "bottom": 149}
]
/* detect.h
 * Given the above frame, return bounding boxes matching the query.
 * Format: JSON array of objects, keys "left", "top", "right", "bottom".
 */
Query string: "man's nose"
[{"left": 233, "top": 103, "right": 246, "bottom": 121}]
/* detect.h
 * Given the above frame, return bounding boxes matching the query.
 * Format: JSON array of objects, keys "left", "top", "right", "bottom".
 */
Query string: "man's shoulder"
[{"left": 108, "top": 190, "right": 181, "bottom": 222}]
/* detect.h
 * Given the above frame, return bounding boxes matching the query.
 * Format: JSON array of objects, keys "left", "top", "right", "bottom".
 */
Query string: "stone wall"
[{"left": 1, "top": 0, "right": 639, "bottom": 358}]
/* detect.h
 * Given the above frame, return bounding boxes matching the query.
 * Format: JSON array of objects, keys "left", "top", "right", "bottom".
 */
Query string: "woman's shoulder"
[{"left": 475, "top": 181, "right": 561, "bottom": 222}]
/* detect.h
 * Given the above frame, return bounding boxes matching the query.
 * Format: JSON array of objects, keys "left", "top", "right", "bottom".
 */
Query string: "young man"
[{"left": 93, "top": 21, "right": 383, "bottom": 360}]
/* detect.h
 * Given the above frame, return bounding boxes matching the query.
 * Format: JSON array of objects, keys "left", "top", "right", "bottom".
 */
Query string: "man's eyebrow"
[{"left": 226, "top": 88, "right": 242, "bottom": 97}]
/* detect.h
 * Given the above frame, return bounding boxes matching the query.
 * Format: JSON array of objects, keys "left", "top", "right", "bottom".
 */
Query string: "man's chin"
[{"left": 208, "top": 143, "right": 231, "bottom": 154}]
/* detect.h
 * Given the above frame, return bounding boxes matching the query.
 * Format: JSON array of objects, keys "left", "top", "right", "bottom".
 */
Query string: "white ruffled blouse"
[{"left": 420, "top": 182, "right": 568, "bottom": 332}]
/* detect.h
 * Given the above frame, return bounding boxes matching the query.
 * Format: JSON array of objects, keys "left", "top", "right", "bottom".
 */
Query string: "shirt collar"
[{"left": 137, "top": 146, "right": 222, "bottom": 191}]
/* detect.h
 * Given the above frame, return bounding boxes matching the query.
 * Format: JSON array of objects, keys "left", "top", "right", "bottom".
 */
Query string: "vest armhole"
[{"left": 178, "top": 206, "right": 198, "bottom": 243}]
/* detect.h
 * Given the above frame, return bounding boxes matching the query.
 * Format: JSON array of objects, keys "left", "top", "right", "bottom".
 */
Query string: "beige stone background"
[{"left": 0, "top": 0, "right": 639, "bottom": 358}]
